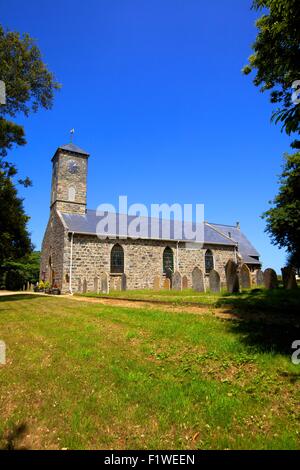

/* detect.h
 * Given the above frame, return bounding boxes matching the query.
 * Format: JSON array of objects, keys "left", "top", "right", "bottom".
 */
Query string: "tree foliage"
[
  {"left": 0, "top": 24, "right": 59, "bottom": 269},
  {"left": 0, "top": 24, "right": 60, "bottom": 176},
  {"left": 0, "top": 251, "right": 40, "bottom": 290},
  {"left": 0, "top": 171, "right": 33, "bottom": 265},
  {"left": 243, "top": 0, "right": 300, "bottom": 147},
  {"left": 263, "top": 152, "right": 300, "bottom": 267}
]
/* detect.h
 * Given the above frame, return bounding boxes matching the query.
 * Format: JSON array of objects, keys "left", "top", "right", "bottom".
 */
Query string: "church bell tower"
[{"left": 50, "top": 143, "right": 89, "bottom": 214}]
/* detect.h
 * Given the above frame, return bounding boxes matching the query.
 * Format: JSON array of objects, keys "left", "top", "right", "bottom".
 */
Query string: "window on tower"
[{"left": 68, "top": 187, "right": 76, "bottom": 202}]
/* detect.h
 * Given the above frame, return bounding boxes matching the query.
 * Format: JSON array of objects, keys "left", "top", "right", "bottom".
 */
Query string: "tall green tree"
[
  {"left": 244, "top": 1, "right": 300, "bottom": 267},
  {"left": 243, "top": 0, "right": 300, "bottom": 148},
  {"left": 0, "top": 172, "right": 32, "bottom": 265},
  {"left": 0, "top": 25, "right": 60, "bottom": 177},
  {"left": 263, "top": 153, "right": 300, "bottom": 268},
  {"left": 0, "top": 25, "right": 59, "bottom": 266}
]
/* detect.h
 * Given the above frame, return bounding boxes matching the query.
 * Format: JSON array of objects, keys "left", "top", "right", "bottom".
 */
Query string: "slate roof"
[
  {"left": 209, "top": 223, "right": 261, "bottom": 265},
  {"left": 60, "top": 210, "right": 261, "bottom": 265},
  {"left": 58, "top": 143, "right": 90, "bottom": 156}
]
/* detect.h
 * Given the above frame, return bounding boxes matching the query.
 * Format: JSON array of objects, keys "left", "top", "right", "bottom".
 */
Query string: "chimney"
[{"left": 236, "top": 221, "right": 240, "bottom": 229}]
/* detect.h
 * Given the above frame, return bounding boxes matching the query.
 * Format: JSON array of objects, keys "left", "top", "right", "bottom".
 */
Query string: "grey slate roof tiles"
[{"left": 60, "top": 210, "right": 260, "bottom": 264}]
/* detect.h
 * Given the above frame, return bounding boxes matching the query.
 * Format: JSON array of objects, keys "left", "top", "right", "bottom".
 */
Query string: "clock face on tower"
[{"left": 67, "top": 159, "right": 80, "bottom": 174}]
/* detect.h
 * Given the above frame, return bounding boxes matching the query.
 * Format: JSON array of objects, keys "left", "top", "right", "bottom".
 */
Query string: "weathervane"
[{"left": 70, "top": 128, "right": 75, "bottom": 143}]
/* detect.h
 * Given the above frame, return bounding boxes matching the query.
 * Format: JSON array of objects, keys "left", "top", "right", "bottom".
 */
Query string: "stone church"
[{"left": 40, "top": 143, "right": 261, "bottom": 294}]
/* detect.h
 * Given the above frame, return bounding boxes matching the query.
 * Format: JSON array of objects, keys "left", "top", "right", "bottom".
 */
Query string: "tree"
[
  {"left": 0, "top": 24, "right": 60, "bottom": 177},
  {"left": 262, "top": 153, "right": 300, "bottom": 268},
  {"left": 0, "top": 25, "right": 59, "bottom": 268},
  {"left": 244, "top": 1, "right": 300, "bottom": 267},
  {"left": 243, "top": 0, "right": 300, "bottom": 148},
  {"left": 0, "top": 251, "right": 41, "bottom": 290},
  {"left": 0, "top": 171, "right": 32, "bottom": 266}
]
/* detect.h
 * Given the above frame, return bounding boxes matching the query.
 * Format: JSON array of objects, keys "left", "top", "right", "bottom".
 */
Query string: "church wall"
[
  {"left": 68, "top": 235, "right": 236, "bottom": 293},
  {"left": 40, "top": 211, "right": 67, "bottom": 289}
]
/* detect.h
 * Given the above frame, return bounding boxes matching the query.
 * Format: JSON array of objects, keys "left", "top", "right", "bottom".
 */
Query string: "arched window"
[
  {"left": 110, "top": 244, "right": 124, "bottom": 273},
  {"left": 205, "top": 249, "right": 214, "bottom": 274},
  {"left": 163, "top": 247, "right": 174, "bottom": 277},
  {"left": 68, "top": 186, "right": 76, "bottom": 202}
]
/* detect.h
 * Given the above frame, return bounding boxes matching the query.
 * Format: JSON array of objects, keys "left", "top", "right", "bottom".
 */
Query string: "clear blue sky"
[{"left": 1, "top": 0, "right": 293, "bottom": 272}]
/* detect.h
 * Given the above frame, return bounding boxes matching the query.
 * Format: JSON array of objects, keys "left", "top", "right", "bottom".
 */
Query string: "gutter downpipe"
[
  {"left": 176, "top": 241, "right": 179, "bottom": 271},
  {"left": 69, "top": 232, "right": 74, "bottom": 295}
]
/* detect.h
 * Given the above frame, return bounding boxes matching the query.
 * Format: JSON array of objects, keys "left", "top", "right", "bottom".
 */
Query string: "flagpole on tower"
[{"left": 70, "top": 128, "right": 75, "bottom": 143}]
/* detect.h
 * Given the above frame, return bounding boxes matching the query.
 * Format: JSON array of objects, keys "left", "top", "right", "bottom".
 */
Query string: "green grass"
[
  {"left": 78, "top": 287, "right": 300, "bottom": 315},
  {"left": 0, "top": 294, "right": 299, "bottom": 450},
  {"left": 77, "top": 288, "right": 221, "bottom": 305}
]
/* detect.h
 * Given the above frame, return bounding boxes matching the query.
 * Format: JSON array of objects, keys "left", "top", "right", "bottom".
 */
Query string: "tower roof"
[{"left": 58, "top": 143, "right": 90, "bottom": 156}]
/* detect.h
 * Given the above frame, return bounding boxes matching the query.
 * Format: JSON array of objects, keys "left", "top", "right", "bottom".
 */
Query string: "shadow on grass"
[
  {"left": 0, "top": 423, "right": 29, "bottom": 450},
  {"left": 217, "top": 288, "right": 300, "bottom": 357},
  {"left": 0, "top": 294, "right": 44, "bottom": 303},
  {"left": 228, "top": 319, "right": 300, "bottom": 357},
  {"left": 216, "top": 287, "right": 300, "bottom": 316}
]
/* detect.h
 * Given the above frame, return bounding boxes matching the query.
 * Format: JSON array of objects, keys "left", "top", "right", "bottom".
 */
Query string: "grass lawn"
[
  {"left": 78, "top": 287, "right": 300, "bottom": 315},
  {"left": 77, "top": 288, "right": 220, "bottom": 305},
  {"left": 0, "top": 294, "right": 299, "bottom": 450}
]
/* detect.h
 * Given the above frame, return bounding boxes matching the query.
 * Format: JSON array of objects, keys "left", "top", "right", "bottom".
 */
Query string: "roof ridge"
[
  {"left": 209, "top": 222, "right": 236, "bottom": 228},
  {"left": 205, "top": 222, "right": 238, "bottom": 244}
]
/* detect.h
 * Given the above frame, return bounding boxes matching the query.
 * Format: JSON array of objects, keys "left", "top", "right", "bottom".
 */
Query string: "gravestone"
[
  {"left": 225, "top": 260, "right": 240, "bottom": 293},
  {"left": 153, "top": 276, "right": 160, "bottom": 290},
  {"left": 209, "top": 269, "right": 221, "bottom": 293},
  {"left": 163, "top": 278, "right": 171, "bottom": 290},
  {"left": 281, "top": 267, "right": 297, "bottom": 290},
  {"left": 263, "top": 268, "right": 278, "bottom": 289},
  {"left": 100, "top": 272, "right": 109, "bottom": 294},
  {"left": 182, "top": 275, "right": 188, "bottom": 289},
  {"left": 192, "top": 267, "right": 205, "bottom": 292},
  {"left": 172, "top": 271, "right": 182, "bottom": 291},
  {"left": 114, "top": 277, "right": 121, "bottom": 291},
  {"left": 256, "top": 269, "right": 264, "bottom": 286},
  {"left": 94, "top": 277, "right": 99, "bottom": 293},
  {"left": 78, "top": 278, "right": 82, "bottom": 293},
  {"left": 240, "top": 264, "right": 251, "bottom": 289},
  {"left": 82, "top": 278, "right": 87, "bottom": 293},
  {"left": 121, "top": 273, "right": 127, "bottom": 291}
]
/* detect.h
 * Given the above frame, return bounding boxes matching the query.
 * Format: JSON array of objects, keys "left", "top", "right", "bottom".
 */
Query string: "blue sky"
[{"left": 1, "top": 0, "right": 293, "bottom": 272}]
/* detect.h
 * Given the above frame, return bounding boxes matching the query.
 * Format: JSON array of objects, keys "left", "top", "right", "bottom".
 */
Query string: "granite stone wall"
[
  {"left": 40, "top": 211, "right": 68, "bottom": 290},
  {"left": 65, "top": 234, "right": 236, "bottom": 293}
]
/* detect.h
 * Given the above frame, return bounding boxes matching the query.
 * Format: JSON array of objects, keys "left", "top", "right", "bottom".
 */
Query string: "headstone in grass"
[
  {"left": 256, "top": 269, "right": 264, "bottom": 286},
  {"left": 209, "top": 269, "right": 221, "bottom": 293},
  {"left": 172, "top": 271, "right": 182, "bottom": 291},
  {"left": 83, "top": 278, "right": 87, "bottom": 293},
  {"left": 182, "top": 275, "right": 188, "bottom": 289},
  {"left": 192, "top": 267, "right": 205, "bottom": 292},
  {"left": 100, "top": 272, "right": 109, "bottom": 294},
  {"left": 115, "top": 276, "right": 121, "bottom": 291},
  {"left": 225, "top": 260, "right": 240, "bottom": 293},
  {"left": 281, "top": 267, "right": 297, "bottom": 290},
  {"left": 263, "top": 268, "right": 278, "bottom": 289},
  {"left": 153, "top": 276, "right": 160, "bottom": 290},
  {"left": 121, "top": 273, "right": 127, "bottom": 291},
  {"left": 94, "top": 277, "right": 99, "bottom": 293},
  {"left": 163, "top": 278, "right": 171, "bottom": 290},
  {"left": 240, "top": 264, "right": 251, "bottom": 289}
]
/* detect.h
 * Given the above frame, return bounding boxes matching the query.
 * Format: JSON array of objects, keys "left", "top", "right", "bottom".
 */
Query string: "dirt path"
[{"left": 62, "top": 293, "right": 219, "bottom": 315}]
